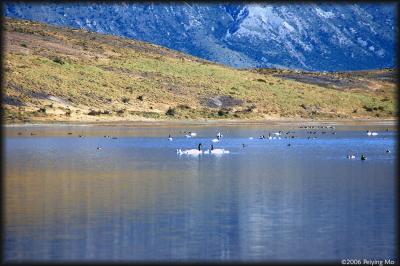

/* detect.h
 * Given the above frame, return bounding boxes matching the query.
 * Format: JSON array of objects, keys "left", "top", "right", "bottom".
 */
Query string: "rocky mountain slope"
[
  {"left": 2, "top": 18, "right": 396, "bottom": 123},
  {"left": 4, "top": 3, "right": 396, "bottom": 71}
]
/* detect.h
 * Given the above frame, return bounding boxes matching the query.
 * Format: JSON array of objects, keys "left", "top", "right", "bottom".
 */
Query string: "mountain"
[
  {"left": 4, "top": 2, "right": 397, "bottom": 71},
  {"left": 3, "top": 18, "right": 396, "bottom": 123}
]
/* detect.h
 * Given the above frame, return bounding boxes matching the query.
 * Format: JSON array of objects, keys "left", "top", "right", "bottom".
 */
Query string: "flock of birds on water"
[
  {"left": 20, "top": 126, "right": 391, "bottom": 160},
  {"left": 170, "top": 128, "right": 390, "bottom": 160}
]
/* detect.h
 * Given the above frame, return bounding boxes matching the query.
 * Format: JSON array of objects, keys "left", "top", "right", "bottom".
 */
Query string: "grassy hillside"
[{"left": 2, "top": 18, "right": 397, "bottom": 123}]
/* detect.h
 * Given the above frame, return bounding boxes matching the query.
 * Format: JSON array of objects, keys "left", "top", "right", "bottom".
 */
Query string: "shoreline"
[{"left": 4, "top": 117, "right": 397, "bottom": 127}]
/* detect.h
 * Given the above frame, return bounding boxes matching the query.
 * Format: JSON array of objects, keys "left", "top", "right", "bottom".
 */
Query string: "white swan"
[
  {"left": 190, "top": 132, "right": 197, "bottom": 137},
  {"left": 168, "top": 137, "right": 173, "bottom": 141},
  {"left": 273, "top": 132, "right": 281, "bottom": 136},
  {"left": 176, "top": 149, "right": 202, "bottom": 155}
]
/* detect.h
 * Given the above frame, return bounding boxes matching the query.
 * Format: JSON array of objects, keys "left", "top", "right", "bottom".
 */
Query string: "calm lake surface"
[{"left": 4, "top": 122, "right": 397, "bottom": 262}]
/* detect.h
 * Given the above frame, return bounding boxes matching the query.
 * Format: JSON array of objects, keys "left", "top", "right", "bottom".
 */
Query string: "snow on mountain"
[{"left": 4, "top": 2, "right": 396, "bottom": 71}]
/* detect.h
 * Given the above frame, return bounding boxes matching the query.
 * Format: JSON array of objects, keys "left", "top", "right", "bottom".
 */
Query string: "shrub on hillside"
[
  {"left": 165, "top": 107, "right": 175, "bottom": 116},
  {"left": 52, "top": 57, "right": 65, "bottom": 65}
]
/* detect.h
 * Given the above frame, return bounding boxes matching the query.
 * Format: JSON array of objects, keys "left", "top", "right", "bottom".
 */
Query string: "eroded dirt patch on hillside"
[{"left": 202, "top": 95, "right": 244, "bottom": 108}]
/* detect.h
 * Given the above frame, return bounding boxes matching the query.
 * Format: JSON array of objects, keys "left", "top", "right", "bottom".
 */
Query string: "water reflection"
[{"left": 4, "top": 125, "right": 396, "bottom": 261}]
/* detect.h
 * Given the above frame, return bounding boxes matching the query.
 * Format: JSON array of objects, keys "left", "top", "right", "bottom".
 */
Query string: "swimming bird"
[
  {"left": 176, "top": 149, "right": 203, "bottom": 155},
  {"left": 347, "top": 155, "right": 356, "bottom": 159},
  {"left": 178, "top": 143, "right": 203, "bottom": 155},
  {"left": 190, "top": 132, "right": 197, "bottom": 137},
  {"left": 249, "top": 137, "right": 254, "bottom": 140},
  {"left": 361, "top": 154, "right": 367, "bottom": 160},
  {"left": 242, "top": 143, "right": 246, "bottom": 148},
  {"left": 386, "top": 149, "right": 391, "bottom": 153},
  {"left": 97, "top": 146, "right": 102, "bottom": 150},
  {"left": 367, "top": 131, "right": 378, "bottom": 136},
  {"left": 212, "top": 138, "right": 219, "bottom": 143},
  {"left": 176, "top": 143, "right": 203, "bottom": 155},
  {"left": 168, "top": 134, "right": 173, "bottom": 141},
  {"left": 216, "top": 132, "right": 223, "bottom": 139}
]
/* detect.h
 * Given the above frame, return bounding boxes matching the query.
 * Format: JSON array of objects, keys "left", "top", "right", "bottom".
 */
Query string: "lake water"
[{"left": 3, "top": 122, "right": 397, "bottom": 262}]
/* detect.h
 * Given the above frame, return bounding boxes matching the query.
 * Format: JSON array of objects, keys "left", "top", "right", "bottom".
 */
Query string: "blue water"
[{"left": 4, "top": 126, "right": 397, "bottom": 262}]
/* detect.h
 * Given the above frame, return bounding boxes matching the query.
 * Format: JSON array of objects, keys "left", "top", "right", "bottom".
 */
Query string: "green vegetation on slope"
[{"left": 2, "top": 18, "right": 397, "bottom": 123}]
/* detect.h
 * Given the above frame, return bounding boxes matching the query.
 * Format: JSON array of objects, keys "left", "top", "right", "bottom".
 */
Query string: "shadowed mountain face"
[{"left": 4, "top": 3, "right": 397, "bottom": 71}]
